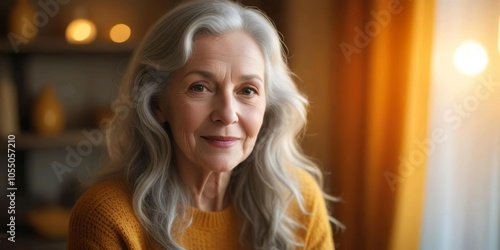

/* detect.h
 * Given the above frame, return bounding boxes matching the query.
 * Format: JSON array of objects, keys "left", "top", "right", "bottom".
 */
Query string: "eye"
[
  {"left": 239, "top": 87, "right": 257, "bottom": 96},
  {"left": 189, "top": 83, "right": 209, "bottom": 93}
]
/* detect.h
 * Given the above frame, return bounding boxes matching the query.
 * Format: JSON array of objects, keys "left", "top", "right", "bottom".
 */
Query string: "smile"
[{"left": 201, "top": 136, "right": 240, "bottom": 148}]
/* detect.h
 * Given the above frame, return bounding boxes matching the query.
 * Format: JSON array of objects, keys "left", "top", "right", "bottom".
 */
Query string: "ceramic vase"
[
  {"left": 9, "top": 0, "right": 37, "bottom": 40},
  {"left": 32, "top": 85, "right": 65, "bottom": 135},
  {"left": 0, "top": 76, "right": 20, "bottom": 135}
]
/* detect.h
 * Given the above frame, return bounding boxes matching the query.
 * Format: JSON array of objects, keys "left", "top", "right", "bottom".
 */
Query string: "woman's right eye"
[{"left": 189, "top": 84, "right": 208, "bottom": 93}]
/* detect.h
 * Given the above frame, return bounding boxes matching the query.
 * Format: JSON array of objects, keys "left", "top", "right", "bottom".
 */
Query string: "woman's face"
[{"left": 156, "top": 31, "right": 266, "bottom": 173}]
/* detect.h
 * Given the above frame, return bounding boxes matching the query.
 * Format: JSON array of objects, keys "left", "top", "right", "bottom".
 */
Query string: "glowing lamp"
[
  {"left": 65, "top": 19, "right": 97, "bottom": 44},
  {"left": 453, "top": 40, "right": 488, "bottom": 76},
  {"left": 109, "top": 24, "right": 131, "bottom": 43}
]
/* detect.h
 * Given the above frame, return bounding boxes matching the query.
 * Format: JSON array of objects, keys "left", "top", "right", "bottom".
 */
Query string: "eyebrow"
[{"left": 183, "top": 70, "right": 264, "bottom": 83}]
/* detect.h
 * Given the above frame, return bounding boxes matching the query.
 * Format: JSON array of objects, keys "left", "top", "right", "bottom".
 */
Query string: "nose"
[{"left": 211, "top": 91, "right": 238, "bottom": 125}]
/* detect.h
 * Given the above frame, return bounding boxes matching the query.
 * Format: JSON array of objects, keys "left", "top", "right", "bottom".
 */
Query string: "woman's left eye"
[{"left": 239, "top": 87, "right": 257, "bottom": 96}]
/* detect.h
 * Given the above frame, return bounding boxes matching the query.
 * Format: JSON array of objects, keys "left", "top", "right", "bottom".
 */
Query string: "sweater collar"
[{"left": 187, "top": 205, "right": 236, "bottom": 229}]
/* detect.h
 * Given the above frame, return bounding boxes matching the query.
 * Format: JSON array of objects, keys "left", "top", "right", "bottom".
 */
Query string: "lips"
[{"left": 201, "top": 136, "right": 240, "bottom": 148}]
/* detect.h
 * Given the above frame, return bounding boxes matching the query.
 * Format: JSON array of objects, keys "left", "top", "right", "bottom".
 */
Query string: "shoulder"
[
  {"left": 287, "top": 167, "right": 335, "bottom": 249},
  {"left": 285, "top": 166, "right": 328, "bottom": 219},
  {"left": 68, "top": 179, "right": 147, "bottom": 249},
  {"left": 289, "top": 167, "right": 325, "bottom": 203},
  {"left": 71, "top": 179, "right": 134, "bottom": 220}
]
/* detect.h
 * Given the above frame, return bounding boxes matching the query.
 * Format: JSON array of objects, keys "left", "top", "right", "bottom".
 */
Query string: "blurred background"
[{"left": 0, "top": 0, "right": 499, "bottom": 249}]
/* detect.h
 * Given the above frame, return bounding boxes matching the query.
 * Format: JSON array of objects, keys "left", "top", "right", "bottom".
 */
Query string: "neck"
[{"left": 177, "top": 163, "right": 232, "bottom": 212}]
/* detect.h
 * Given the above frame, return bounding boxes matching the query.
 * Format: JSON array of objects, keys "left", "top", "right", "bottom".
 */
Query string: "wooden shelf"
[
  {"left": 2, "top": 129, "right": 106, "bottom": 150},
  {"left": 0, "top": 37, "right": 136, "bottom": 54}
]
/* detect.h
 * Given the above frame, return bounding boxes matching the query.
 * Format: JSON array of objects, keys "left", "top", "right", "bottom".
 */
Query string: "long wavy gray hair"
[{"left": 99, "top": 0, "right": 336, "bottom": 249}]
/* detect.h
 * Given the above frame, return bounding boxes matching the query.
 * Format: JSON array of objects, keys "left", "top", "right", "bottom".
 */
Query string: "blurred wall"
[{"left": 285, "top": 0, "right": 335, "bottom": 176}]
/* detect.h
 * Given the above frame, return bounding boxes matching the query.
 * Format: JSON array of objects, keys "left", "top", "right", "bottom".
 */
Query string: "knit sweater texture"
[{"left": 67, "top": 169, "right": 334, "bottom": 249}]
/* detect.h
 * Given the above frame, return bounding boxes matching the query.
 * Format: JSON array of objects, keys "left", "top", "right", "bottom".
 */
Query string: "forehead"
[{"left": 186, "top": 31, "right": 265, "bottom": 71}]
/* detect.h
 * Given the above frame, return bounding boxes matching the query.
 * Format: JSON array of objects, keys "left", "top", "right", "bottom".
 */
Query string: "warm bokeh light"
[
  {"left": 65, "top": 19, "right": 97, "bottom": 44},
  {"left": 109, "top": 24, "right": 131, "bottom": 43},
  {"left": 498, "top": 16, "right": 500, "bottom": 55},
  {"left": 453, "top": 40, "right": 488, "bottom": 76}
]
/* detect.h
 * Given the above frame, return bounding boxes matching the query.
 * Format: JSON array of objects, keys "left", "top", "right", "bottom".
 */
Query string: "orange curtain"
[{"left": 329, "top": 1, "right": 435, "bottom": 249}]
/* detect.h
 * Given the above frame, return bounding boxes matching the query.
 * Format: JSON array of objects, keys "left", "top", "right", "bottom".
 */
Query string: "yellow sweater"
[{"left": 67, "top": 169, "right": 334, "bottom": 249}]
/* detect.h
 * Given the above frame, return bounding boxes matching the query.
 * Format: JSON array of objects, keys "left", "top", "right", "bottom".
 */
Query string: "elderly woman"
[{"left": 68, "top": 0, "right": 337, "bottom": 249}]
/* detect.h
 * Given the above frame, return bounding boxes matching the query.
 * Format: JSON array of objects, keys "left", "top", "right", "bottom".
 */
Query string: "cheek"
[
  {"left": 241, "top": 105, "right": 266, "bottom": 139},
  {"left": 167, "top": 99, "right": 207, "bottom": 138}
]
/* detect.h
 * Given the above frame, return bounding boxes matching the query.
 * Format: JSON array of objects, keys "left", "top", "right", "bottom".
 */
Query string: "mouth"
[{"left": 201, "top": 136, "right": 240, "bottom": 148}]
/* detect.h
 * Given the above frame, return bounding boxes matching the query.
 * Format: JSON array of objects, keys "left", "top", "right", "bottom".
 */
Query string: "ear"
[{"left": 152, "top": 99, "right": 168, "bottom": 123}]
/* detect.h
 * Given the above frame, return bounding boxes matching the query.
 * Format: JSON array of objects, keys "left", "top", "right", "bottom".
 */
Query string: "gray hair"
[{"left": 100, "top": 0, "right": 337, "bottom": 249}]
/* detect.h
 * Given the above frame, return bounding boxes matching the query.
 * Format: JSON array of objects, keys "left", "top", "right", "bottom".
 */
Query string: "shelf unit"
[{"left": 0, "top": 36, "right": 132, "bottom": 247}]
